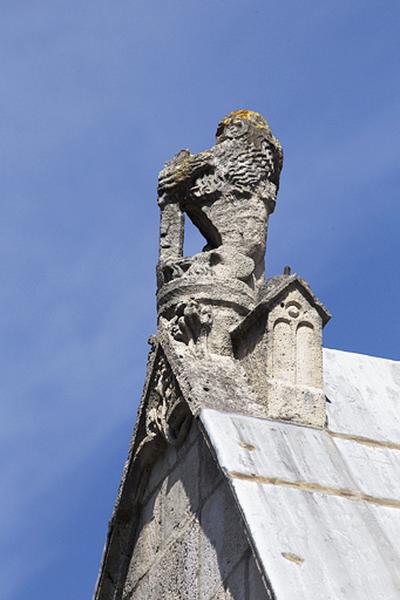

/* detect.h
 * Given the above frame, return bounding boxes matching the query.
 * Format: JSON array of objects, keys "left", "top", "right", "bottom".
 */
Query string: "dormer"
[{"left": 231, "top": 274, "right": 331, "bottom": 428}]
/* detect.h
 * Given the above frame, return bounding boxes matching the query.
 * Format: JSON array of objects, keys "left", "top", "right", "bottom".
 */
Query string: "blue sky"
[{"left": 1, "top": 1, "right": 399, "bottom": 598}]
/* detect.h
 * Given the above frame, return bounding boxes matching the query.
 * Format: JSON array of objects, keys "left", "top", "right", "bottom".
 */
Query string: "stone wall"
[{"left": 122, "top": 420, "right": 268, "bottom": 600}]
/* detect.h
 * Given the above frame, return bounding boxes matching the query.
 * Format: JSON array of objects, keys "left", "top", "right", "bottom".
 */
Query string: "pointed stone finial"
[{"left": 283, "top": 265, "right": 291, "bottom": 275}]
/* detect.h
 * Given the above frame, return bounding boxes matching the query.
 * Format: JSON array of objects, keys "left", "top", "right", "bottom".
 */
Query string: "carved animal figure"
[{"left": 158, "top": 110, "right": 283, "bottom": 283}]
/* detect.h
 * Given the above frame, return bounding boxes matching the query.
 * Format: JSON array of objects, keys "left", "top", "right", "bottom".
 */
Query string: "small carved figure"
[
  {"left": 169, "top": 298, "right": 213, "bottom": 352},
  {"left": 143, "top": 355, "right": 191, "bottom": 449}
]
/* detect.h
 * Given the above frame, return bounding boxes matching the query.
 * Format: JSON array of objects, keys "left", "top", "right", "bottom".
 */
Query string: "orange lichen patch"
[
  {"left": 221, "top": 109, "right": 269, "bottom": 128},
  {"left": 281, "top": 552, "right": 304, "bottom": 565},
  {"left": 171, "top": 155, "right": 193, "bottom": 183},
  {"left": 239, "top": 440, "right": 257, "bottom": 451}
]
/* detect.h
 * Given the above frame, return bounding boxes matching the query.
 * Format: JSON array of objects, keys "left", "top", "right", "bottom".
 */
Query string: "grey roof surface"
[{"left": 200, "top": 348, "right": 400, "bottom": 600}]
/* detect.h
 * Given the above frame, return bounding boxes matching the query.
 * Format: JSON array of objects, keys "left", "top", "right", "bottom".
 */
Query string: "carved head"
[
  {"left": 215, "top": 109, "right": 283, "bottom": 179},
  {"left": 216, "top": 109, "right": 273, "bottom": 141}
]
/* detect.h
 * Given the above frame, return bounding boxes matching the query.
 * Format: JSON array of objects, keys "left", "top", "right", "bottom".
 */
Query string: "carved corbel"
[
  {"left": 167, "top": 299, "right": 213, "bottom": 355},
  {"left": 136, "top": 355, "right": 192, "bottom": 466}
]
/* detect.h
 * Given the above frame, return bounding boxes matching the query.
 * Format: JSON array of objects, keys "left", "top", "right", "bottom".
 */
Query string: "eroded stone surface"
[
  {"left": 157, "top": 110, "right": 283, "bottom": 356},
  {"left": 154, "top": 109, "right": 330, "bottom": 426},
  {"left": 94, "top": 110, "right": 332, "bottom": 600},
  {"left": 122, "top": 422, "right": 270, "bottom": 600},
  {"left": 231, "top": 277, "right": 330, "bottom": 427},
  {"left": 157, "top": 110, "right": 282, "bottom": 281}
]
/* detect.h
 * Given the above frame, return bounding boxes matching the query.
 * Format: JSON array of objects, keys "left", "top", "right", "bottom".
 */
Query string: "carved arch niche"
[
  {"left": 296, "top": 322, "right": 317, "bottom": 386},
  {"left": 272, "top": 318, "right": 295, "bottom": 384},
  {"left": 268, "top": 288, "right": 323, "bottom": 388}
]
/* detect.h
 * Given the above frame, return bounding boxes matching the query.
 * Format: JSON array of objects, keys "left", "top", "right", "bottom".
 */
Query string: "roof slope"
[
  {"left": 200, "top": 348, "right": 400, "bottom": 600},
  {"left": 324, "top": 348, "right": 400, "bottom": 442}
]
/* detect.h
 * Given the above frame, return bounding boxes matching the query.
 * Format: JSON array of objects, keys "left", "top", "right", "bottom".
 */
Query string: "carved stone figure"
[
  {"left": 94, "top": 110, "right": 335, "bottom": 600},
  {"left": 168, "top": 298, "right": 212, "bottom": 352},
  {"left": 137, "top": 353, "right": 192, "bottom": 461},
  {"left": 157, "top": 109, "right": 283, "bottom": 286},
  {"left": 156, "top": 110, "right": 283, "bottom": 355}
]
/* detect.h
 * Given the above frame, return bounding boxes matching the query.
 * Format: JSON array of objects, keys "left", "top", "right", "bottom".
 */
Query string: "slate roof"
[{"left": 200, "top": 348, "right": 400, "bottom": 600}]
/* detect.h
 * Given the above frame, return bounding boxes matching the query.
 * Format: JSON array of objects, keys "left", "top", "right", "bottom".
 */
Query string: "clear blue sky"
[{"left": 2, "top": 1, "right": 399, "bottom": 598}]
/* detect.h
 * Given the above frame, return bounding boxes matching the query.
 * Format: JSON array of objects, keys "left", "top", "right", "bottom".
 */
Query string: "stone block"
[
  {"left": 266, "top": 379, "right": 326, "bottom": 428},
  {"left": 127, "top": 520, "right": 200, "bottom": 599},
  {"left": 162, "top": 436, "right": 200, "bottom": 546},
  {"left": 145, "top": 420, "right": 199, "bottom": 503},
  {"left": 199, "top": 434, "right": 223, "bottom": 503},
  {"left": 145, "top": 443, "right": 177, "bottom": 501},
  {"left": 160, "top": 520, "right": 201, "bottom": 600},
  {"left": 213, "top": 554, "right": 247, "bottom": 600},
  {"left": 124, "top": 569, "right": 153, "bottom": 600},
  {"left": 177, "top": 418, "right": 199, "bottom": 461},
  {"left": 123, "top": 486, "right": 163, "bottom": 595},
  {"left": 199, "top": 481, "right": 248, "bottom": 598}
]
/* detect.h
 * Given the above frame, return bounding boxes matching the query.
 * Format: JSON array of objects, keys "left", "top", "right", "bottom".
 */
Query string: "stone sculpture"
[
  {"left": 94, "top": 110, "right": 332, "bottom": 600},
  {"left": 157, "top": 109, "right": 282, "bottom": 278},
  {"left": 157, "top": 110, "right": 283, "bottom": 355},
  {"left": 138, "top": 353, "right": 191, "bottom": 455},
  {"left": 155, "top": 109, "right": 330, "bottom": 425}
]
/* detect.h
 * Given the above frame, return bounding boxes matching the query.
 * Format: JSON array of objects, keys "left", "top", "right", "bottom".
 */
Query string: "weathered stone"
[
  {"left": 126, "top": 521, "right": 199, "bottom": 600},
  {"left": 95, "top": 110, "right": 332, "bottom": 600},
  {"left": 157, "top": 110, "right": 283, "bottom": 356},
  {"left": 153, "top": 109, "right": 330, "bottom": 425},
  {"left": 123, "top": 427, "right": 200, "bottom": 597},
  {"left": 157, "top": 110, "right": 282, "bottom": 277},
  {"left": 232, "top": 274, "right": 331, "bottom": 427},
  {"left": 162, "top": 437, "right": 200, "bottom": 544},
  {"left": 145, "top": 442, "right": 177, "bottom": 502},
  {"left": 123, "top": 425, "right": 257, "bottom": 600},
  {"left": 155, "top": 522, "right": 200, "bottom": 600},
  {"left": 213, "top": 554, "right": 247, "bottom": 600},
  {"left": 199, "top": 432, "right": 223, "bottom": 503},
  {"left": 123, "top": 485, "right": 163, "bottom": 594},
  {"left": 199, "top": 481, "right": 248, "bottom": 597}
]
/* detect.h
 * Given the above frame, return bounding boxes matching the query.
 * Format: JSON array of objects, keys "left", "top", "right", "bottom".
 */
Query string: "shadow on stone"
[{"left": 122, "top": 420, "right": 268, "bottom": 599}]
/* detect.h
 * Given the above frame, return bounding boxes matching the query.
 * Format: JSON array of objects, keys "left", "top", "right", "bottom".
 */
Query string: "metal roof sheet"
[{"left": 200, "top": 348, "right": 400, "bottom": 600}]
